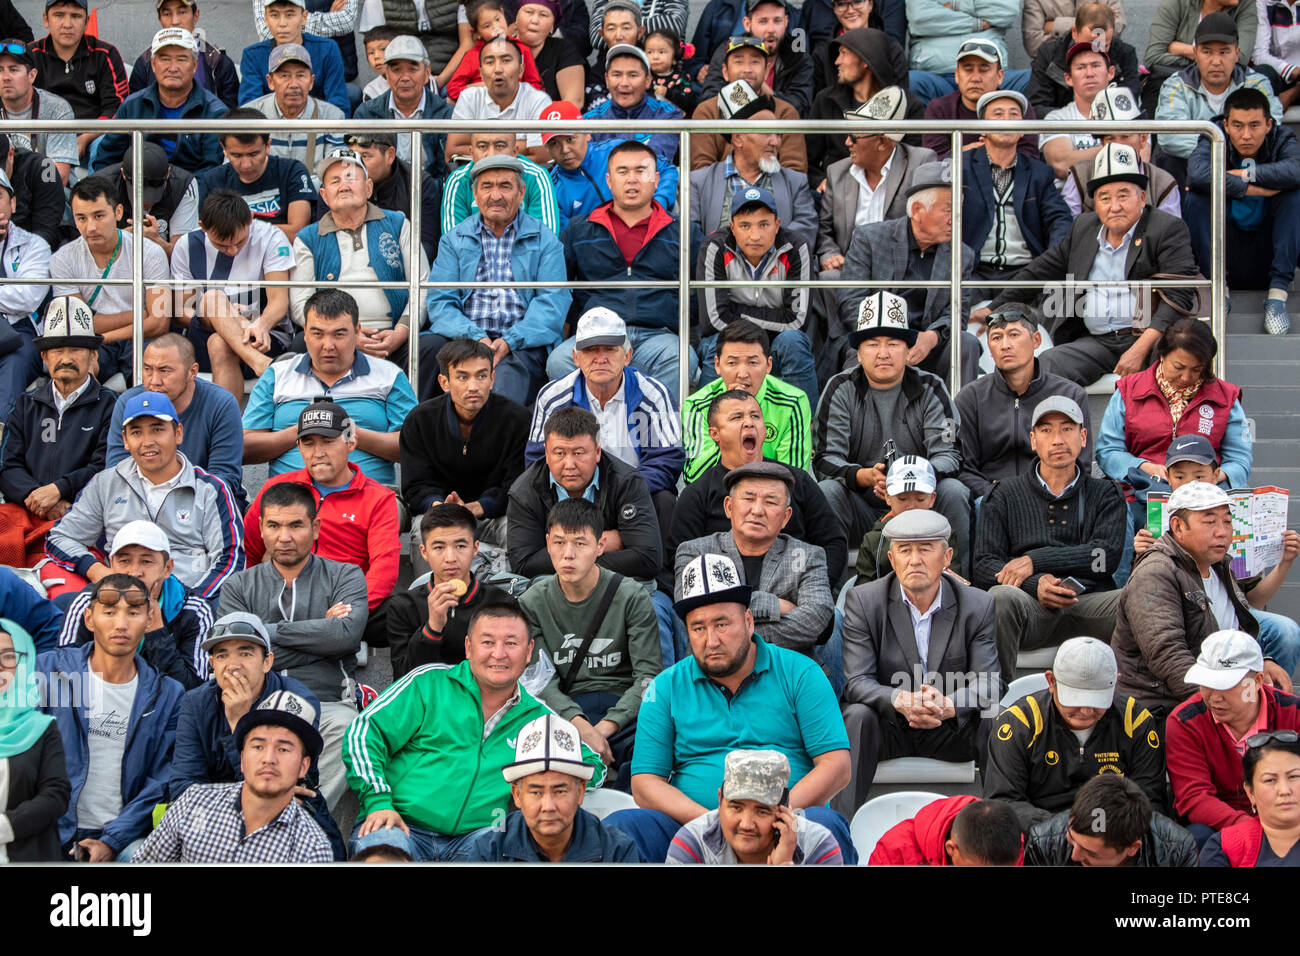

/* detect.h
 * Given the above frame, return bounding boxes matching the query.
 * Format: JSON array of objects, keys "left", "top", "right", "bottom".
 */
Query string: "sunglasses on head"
[
  {"left": 0, "top": 42, "right": 27, "bottom": 57},
  {"left": 1246, "top": 729, "right": 1300, "bottom": 749},
  {"left": 208, "top": 620, "right": 265, "bottom": 642},
  {"left": 94, "top": 587, "right": 149, "bottom": 608}
]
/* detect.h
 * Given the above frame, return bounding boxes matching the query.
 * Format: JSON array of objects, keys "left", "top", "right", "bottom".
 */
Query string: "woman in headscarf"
[{"left": 0, "top": 618, "right": 69, "bottom": 862}]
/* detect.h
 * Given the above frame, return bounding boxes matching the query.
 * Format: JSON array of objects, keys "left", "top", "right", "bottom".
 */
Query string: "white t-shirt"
[
  {"left": 1039, "top": 101, "right": 1100, "bottom": 151},
  {"left": 170, "top": 219, "right": 294, "bottom": 305},
  {"left": 1203, "top": 572, "right": 1241, "bottom": 631},
  {"left": 76, "top": 671, "right": 139, "bottom": 831},
  {"left": 50, "top": 233, "right": 171, "bottom": 316},
  {"left": 452, "top": 85, "right": 553, "bottom": 147}
]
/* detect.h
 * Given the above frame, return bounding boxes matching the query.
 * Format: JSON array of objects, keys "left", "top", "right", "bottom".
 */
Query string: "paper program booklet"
[{"left": 1147, "top": 486, "right": 1290, "bottom": 578}]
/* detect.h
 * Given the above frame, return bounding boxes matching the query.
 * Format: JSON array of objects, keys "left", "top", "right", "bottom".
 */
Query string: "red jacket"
[
  {"left": 244, "top": 464, "right": 399, "bottom": 611},
  {"left": 868, "top": 795, "right": 979, "bottom": 866},
  {"left": 1166, "top": 685, "right": 1300, "bottom": 831},
  {"left": 1219, "top": 817, "right": 1265, "bottom": 866},
  {"left": 1117, "top": 365, "right": 1241, "bottom": 470}
]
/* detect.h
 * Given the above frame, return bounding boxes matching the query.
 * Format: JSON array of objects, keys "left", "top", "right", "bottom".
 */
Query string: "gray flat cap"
[
  {"left": 470, "top": 154, "right": 524, "bottom": 180},
  {"left": 882, "top": 508, "right": 953, "bottom": 542},
  {"left": 724, "top": 460, "right": 795, "bottom": 490}
]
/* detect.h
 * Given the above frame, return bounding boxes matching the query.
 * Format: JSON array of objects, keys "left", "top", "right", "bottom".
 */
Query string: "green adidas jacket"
[{"left": 344, "top": 661, "right": 607, "bottom": 835}]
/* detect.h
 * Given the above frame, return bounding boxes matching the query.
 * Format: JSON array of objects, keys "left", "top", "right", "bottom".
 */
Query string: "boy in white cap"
[
  {"left": 666, "top": 749, "right": 844, "bottom": 864},
  {"left": 55, "top": 519, "right": 214, "bottom": 690},
  {"left": 465, "top": 713, "right": 639, "bottom": 862},
  {"left": 1167, "top": 628, "right": 1300, "bottom": 846},
  {"left": 1114, "top": 481, "right": 1292, "bottom": 717},
  {"left": 985, "top": 636, "right": 1166, "bottom": 830},
  {"left": 854, "top": 455, "right": 961, "bottom": 585}
]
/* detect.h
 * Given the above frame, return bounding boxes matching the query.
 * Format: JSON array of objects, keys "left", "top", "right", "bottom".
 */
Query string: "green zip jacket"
[{"left": 344, "top": 661, "right": 607, "bottom": 835}]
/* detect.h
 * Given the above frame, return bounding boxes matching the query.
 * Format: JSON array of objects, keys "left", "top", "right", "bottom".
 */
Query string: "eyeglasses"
[
  {"left": 93, "top": 587, "right": 149, "bottom": 608},
  {"left": 986, "top": 309, "right": 1038, "bottom": 330},
  {"left": 726, "top": 35, "right": 768, "bottom": 53},
  {"left": 0, "top": 648, "right": 27, "bottom": 668},
  {"left": 832, "top": 0, "right": 868, "bottom": 10},
  {"left": 207, "top": 620, "right": 266, "bottom": 642},
  {"left": 344, "top": 135, "right": 391, "bottom": 150},
  {"left": 1245, "top": 729, "right": 1300, "bottom": 749}
]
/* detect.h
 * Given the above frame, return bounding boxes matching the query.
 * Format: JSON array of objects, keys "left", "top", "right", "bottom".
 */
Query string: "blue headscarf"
[{"left": 0, "top": 618, "right": 54, "bottom": 758}]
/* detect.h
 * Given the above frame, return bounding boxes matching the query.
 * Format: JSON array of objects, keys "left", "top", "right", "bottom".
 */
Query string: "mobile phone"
[{"left": 1060, "top": 576, "right": 1088, "bottom": 595}]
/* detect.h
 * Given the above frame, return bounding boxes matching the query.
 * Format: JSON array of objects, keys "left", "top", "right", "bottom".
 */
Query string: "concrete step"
[
  {"left": 1221, "top": 361, "right": 1300, "bottom": 387},
  {"left": 1252, "top": 440, "right": 1300, "bottom": 469},
  {"left": 1226, "top": 333, "right": 1300, "bottom": 362},
  {"left": 1233, "top": 385, "right": 1300, "bottom": 412}
]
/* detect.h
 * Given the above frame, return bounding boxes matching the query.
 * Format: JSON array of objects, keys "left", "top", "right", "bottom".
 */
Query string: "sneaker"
[{"left": 1265, "top": 298, "right": 1292, "bottom": 335}]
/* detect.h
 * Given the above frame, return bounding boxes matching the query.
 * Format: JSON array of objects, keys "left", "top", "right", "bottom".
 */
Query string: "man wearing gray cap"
[
  {"left": 245, "top": 43, "right": 345, "bottom": 167},
  {"left": 666, "top": 749, "right": 844, "bottom": 864},
  {"left": 1113, "top": 481, "right": 1292, "bottom": 717},
  {"left": 675, "top": 460, "right": 834, "bottom": 666},
  {"left": 984, "top": 637, "right": 1166, "bottom": 831},
  {"left": 974, "top": 395, "right": 1126, "bottom": 680},
  {"left": 840, "top": 508, "right": 1000, "bottom": 812},
  {"left": 975, "top": 142, "right": 1198, "bottom": 387},
  {"left": 167, "top": 612, "right": 344, "bottom": 857},
  {"left": 423, "top": 153, "right": 569, "bottom": 407},
  {"left": 838, "top": 158, "right": 980, "bottom": 385},
  {"left": 961, "top": 89, "right": 1072, "bottom": 284}
]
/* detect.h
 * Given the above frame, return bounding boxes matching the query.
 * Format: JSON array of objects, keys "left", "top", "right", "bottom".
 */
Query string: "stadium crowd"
[{"left": 2, "top": 0, "right": 1300, "bottom": 867}]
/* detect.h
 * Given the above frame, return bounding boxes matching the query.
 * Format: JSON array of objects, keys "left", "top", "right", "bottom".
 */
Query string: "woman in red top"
[{"left": 1201, "top": 731, "right": 1300, "bottom": 866}]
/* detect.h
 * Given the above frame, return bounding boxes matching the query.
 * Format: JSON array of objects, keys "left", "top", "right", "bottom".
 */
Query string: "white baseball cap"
[
  {"left": 151, "top": 27, "right": 198, "bottom": 57},
  {"left": 1167, "top": 480, "right": 1232, "bottom": 516},
  {"left": 574, "top": 307, "right": 627, "bottom": 350},
  {"left": 1185, "top": 629, "right": 1265, "bottom": 690},
  {"left": 1051, "top": 637, "right": 1117, "bottom": 709},
  {"left": 109, "top": 520, "right": 171, "bottom": 558},
  {"left": 886, "top": 455, "right": 937, "bottom": 496}
]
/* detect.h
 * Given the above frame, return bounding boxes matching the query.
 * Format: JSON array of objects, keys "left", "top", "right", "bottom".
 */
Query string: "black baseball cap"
[
  {"left": 1195, "top": 12, "right": 1238, "bottom": 45},
  {"left": 122, "top": 142, "right": 170, "bottom": 204},
  {"left": 297, "top": 397, "right": 351, "bottom": 438},
  {"left": 1165, "top": 434, "right": 1219, "bottom": 467}
]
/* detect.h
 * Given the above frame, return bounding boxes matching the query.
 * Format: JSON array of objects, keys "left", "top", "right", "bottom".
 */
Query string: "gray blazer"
[
  {"left": 675, "top": 531, "right": 832, "bottom": 653},
  {"left": 838, "top": 215, "right": 974, "bottom": 335},
  {"left": 816, "top": 143, "right": 938, "bottom": 263},
  {"left": 841, "top": 571, "right": 1001, "bottom": 718},
  {"left": 689, "top": 162, "right": 819, "bottom": 253}
]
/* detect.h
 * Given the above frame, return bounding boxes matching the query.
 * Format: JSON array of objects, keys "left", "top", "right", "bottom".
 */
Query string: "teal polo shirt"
[
  {"left": 630, "top": 637, "right": 849, "bottom": 808},
  {"left": 242, "top": 351, "right": 417, "bottom": 484}
]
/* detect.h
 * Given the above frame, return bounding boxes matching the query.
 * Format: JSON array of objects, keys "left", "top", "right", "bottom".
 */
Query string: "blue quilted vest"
[{"left": 297, "top": 209, "right": 410, "bottom": 324}]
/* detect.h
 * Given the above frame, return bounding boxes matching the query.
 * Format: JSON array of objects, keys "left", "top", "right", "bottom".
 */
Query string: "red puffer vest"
[
  {"left": 1117, "top": 365, "right": 1241, "bottom": 467},
  {"left": 1219, "top": 817, "right": 1265, "bottom": 867}
]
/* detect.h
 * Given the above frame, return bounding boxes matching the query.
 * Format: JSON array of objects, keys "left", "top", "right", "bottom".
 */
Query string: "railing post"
[
  {"left": 677, "top": 129, "right": 691, "bottom": 407},
  {"left": 131, "top": 130, "right": 144, "bottom": 384},
  {"left": 948, "top": 131, "right": 963, "bottom": 399},
  {"left": 408, "top": 129, "right": 423, "bottom": 393},
  {"left": 1210, "top": 128, "right": 1226, "bottom": 375}
]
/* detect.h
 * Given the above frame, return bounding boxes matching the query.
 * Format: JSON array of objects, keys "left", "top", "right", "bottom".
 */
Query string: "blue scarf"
[{"left": 0, "top": 619, "right": 54, "bottom": 758}]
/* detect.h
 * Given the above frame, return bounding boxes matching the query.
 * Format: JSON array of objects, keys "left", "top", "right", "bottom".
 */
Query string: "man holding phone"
[
  {"left": 974, "top": 396, "right": 1127, "bottom": 679},
  {"left": 666, "top": 750, "right": 844, "bottom": 865}
]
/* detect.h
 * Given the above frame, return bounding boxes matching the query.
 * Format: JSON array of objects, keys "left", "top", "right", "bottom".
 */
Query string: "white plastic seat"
[
  {"left": 1016, "top": 646, "right": 1060, "bottom": 670},
  {"left": 999, "top": 672, "right": 1050, "bottom": 708},
  {"left": 582, "top": 788, "right": 638, "bottom": 819},
  {"left": 1085, "top": 373, "right": 1120, "bottom": 396},
  {"left": 850, "top": 790, "right": 945, "bottom": 864},
  {"left": 872, "top": 757, "right": 976, "bottom": 784}
]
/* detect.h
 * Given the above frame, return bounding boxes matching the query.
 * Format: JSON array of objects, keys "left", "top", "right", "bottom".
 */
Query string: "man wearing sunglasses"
[
  {"left": 696, "top": 0, "right": 814, "bottom": 117},
  {"left": 35, "top": 573, "right": 185, "bottom": 863},
  {"left": 0, "top": 37, "right": 77, "bottom": 184},
  {"left": 165, "top": 612, "right": 344, "bottom": 858},
  {"left": 1167, "top": 629, "right": 1300, "bottom": 847},
  {"left": 907, "top": 5, "right": 1028, "bottom": 105}
]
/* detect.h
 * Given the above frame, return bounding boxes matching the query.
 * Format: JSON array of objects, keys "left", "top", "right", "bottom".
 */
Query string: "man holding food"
[
  {"left": 387, "top": 503, "right": 514, "bottom": 679},
  {"left": 243, "top": 398, "right": 400, "bottom": 652}
]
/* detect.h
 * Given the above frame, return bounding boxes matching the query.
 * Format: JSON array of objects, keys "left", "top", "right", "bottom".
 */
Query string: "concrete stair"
[{"left": 1225, "top": 290, "right": 1300, "bottom": 620}]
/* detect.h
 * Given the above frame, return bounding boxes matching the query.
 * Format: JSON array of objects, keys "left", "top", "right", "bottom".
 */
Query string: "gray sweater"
[{"left": 218, "top": 555, "right": 369, "bottom": 703}]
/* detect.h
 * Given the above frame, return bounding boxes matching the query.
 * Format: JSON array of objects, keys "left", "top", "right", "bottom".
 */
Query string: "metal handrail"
[{"left": 2, "top": 116, "right": 1227, "bottom": 399}]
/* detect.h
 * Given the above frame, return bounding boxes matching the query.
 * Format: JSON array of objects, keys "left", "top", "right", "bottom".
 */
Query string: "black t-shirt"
[
  {"left": 198, "top": 155, "right": 317, "bottom": 225},
  {"left": 740, "top": 553, "right": 766, "bottom": 589},
  {"left": 533, "top": 35, "right": 583, "bottom": 102}
]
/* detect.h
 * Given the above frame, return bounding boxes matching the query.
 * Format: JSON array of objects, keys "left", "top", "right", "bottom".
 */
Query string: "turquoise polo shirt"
[
  {"left": 242, "top": 351, "right": 417, "bottom": 484},
  {"left": 631, "top": 637, "right": 849, "bottom": 808}
]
